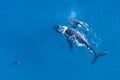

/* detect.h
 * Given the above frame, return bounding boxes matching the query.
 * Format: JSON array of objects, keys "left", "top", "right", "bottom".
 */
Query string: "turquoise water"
[{"left": 0, "top": 0, "right": 120, "bottom": 80}]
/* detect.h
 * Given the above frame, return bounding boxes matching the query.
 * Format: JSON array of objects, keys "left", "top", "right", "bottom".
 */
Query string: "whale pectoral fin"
[{"left": 67, "top": 39, "right": 73, "bottom": 52}]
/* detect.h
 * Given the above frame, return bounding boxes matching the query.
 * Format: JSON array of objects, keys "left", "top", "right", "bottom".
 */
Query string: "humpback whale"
[
  {"left": 53, "top": 25, "right": 107, "bottom": 64},
  {"left": 69, "top": 18, "right": 89, "bottom": 34}
]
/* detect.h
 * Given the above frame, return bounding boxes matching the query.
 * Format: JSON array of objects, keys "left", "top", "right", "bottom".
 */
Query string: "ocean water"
[{"left": 0, "top": 0, "right": 120, "bottom": 80}]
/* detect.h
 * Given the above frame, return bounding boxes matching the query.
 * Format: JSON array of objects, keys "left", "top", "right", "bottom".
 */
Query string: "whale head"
[{"left": 52, "top": 25, "right": 68, "bottom": 34}]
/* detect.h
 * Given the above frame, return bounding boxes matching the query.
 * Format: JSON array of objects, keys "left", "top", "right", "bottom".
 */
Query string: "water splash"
[{"left": 68, "top": 10, "right": 77, "bottom": 19}]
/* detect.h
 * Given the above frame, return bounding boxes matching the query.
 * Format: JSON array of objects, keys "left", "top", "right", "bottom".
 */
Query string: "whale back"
[{"left": 65, "top": 28, "right": 89, "bottom": 46}]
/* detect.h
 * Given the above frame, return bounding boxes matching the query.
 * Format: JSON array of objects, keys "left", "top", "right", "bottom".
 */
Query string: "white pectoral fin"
[
  {"left": 75, "top": 40, "right": 84, "bottom": 47},
  {"left": 78, "top": 24, "right": 82, "bottom": 27},
  {"left": 70, "top": 35, "right": 84, "bottom": 47},
  {"left": 68, "top": 35, "right": 76, "bottom": 40}
]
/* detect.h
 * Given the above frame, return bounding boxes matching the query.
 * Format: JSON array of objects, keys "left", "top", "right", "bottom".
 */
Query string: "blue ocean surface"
[{"left": 0, "top": 0, "right": 120, "bottom": 80}]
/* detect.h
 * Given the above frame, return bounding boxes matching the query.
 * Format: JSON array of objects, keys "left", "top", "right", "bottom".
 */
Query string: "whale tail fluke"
[{"left": 91, "top": 52, "right": 107, "bottom": 64}]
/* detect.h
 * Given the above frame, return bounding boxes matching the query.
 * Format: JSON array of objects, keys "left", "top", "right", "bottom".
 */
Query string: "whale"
[
  {"left": 53, "top": 25, "right": 107, "bottom": 64},
  {"left": 69, "top": 18, "right": 89, "bottom": 34}
]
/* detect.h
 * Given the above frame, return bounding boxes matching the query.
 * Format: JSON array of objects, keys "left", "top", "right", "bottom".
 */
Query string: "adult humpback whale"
[{"left": 53, "top": 25, "right": 107, "bottom": 64}]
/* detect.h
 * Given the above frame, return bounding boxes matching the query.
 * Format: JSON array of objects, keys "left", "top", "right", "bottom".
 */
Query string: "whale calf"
[
  {"left": 53, "top": 25, "right": 107, "bottom": 64},
  {"left": 69, "top": 18, "right": 89, "bottom": 34}
]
